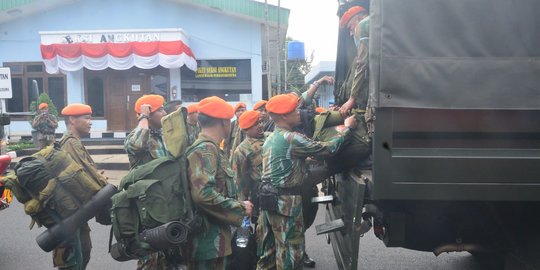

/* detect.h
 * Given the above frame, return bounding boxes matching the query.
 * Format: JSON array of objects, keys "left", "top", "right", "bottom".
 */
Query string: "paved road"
[{"left": 1, "top": 198, "right": 482, "bottom": 270}]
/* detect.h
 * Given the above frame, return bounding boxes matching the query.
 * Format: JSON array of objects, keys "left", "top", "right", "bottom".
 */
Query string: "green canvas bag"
[{"left": 9, "top": 144, "right": 104, "bottom": 228}]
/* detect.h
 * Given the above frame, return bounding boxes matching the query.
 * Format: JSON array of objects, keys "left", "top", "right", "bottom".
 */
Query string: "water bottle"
[{"left": 235, "top": 216, "right": 250, "bottom": 248}]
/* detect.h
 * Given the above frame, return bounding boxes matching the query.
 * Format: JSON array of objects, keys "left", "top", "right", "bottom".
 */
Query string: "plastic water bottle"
[{"left": 235, "top": 216, "right": 250, "bottom": 248}]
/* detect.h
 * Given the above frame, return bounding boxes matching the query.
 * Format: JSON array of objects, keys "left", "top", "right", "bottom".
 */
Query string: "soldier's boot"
[{"left": 303, "top": 253, "right": 315, "bottom": 268}]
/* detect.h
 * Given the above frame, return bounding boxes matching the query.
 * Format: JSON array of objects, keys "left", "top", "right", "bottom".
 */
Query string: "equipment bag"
[
  {"left": 10, "top": 143, "right": 105, "bottom": 228},
  {"left": 110, "top": 108, "right": 198, "bottom": 261}
]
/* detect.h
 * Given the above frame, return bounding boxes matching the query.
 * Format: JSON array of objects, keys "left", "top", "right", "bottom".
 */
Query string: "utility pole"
[
  {"left": 276, "top": 0, "right": 281, "bottom": 95},
  {"left": 264, "top": 0, "right": 272, "bottom": 99}
]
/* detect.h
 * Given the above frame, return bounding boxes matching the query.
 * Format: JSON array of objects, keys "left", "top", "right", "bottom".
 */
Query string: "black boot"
[{"left": 303, "top": 252, "right": 316, "bottom": 268}]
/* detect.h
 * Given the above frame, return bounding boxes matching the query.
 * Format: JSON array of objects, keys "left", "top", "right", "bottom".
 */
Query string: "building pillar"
[
  {"left": 170, "top": 68, "right": 181, "bottom": 100},
  {"left": 66, "top": 69, "right": 85, "bottom": 103}
]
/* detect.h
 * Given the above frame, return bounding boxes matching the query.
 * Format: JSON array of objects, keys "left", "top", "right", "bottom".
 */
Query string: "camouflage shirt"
[
  {"left": 125, "top": 127, "right": 169, "bottom": 169},
  {"left": 350, "top": 16, "right": 370, "bottom": 108},
  {"left": 59, "top": 132, "right": 108, "bottom": 186},
  {"left": 187, "top": 122, "right": 201, "bottom": 146},
  {"left": 232, "top": 133, "right": 269, "bottom": 201},
  {"left": 186, "top": 133, "right": 246, "bottom": 260},
  {"left": 32, "top": 112, "right": 58, "bottom": 134},
  {"left": 262, "top": 127, "right": 349, "bottom": 188}
]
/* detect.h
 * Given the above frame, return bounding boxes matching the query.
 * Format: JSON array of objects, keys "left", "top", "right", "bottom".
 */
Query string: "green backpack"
[
  {"left": 109, "top": 107, "right": 199, "bottom": 261},
  {"left": 6, "top": 143, "right": 105, "bottom": 228}
]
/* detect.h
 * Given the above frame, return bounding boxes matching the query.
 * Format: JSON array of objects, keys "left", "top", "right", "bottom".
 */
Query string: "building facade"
[{"left": 0, "top": 0, "right": 288, "bottom": 136}]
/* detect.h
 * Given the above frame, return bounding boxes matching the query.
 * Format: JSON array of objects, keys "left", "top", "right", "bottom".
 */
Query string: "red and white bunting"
[{"left": 40, "top": 29, "right": 197, "bottom": 73}]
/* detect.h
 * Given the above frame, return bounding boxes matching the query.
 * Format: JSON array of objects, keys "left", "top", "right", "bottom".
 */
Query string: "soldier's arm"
[
  {"left": 350, "top": 42, "right": 369, "bottom": 101},
  {"left": 48, "top": 115, "right": 59, "bottom": 129},
  {"left": 187, "top": 145, "right": 246, "bottom": 227},
  {"left": 288, "top": 129, "right": 350, "bottom": 159},
  {"left": 232, "top": 148, "right": 250, "bottom": 201},
  {"left": 124, "top": 127, "right": 151, "bottom": 155}
]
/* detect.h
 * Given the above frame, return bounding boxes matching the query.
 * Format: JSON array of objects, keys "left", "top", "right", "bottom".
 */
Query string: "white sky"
[{"left": 257, "top": 0, "right": 340, "bottom": 65}]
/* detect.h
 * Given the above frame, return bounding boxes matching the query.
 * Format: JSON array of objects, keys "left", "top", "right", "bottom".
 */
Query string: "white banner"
[{"left": 0, "top": 68, "right": 13, "bottom": 99}]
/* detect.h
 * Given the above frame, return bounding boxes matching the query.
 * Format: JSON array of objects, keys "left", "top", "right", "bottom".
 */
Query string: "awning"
[{"left": 40, "top": 29, "right": 197, "bottom": 74}]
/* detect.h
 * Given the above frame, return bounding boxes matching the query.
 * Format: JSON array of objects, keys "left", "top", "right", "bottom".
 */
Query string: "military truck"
[{"left": 322, "top": 0, "right": 540, "bottom": 269}]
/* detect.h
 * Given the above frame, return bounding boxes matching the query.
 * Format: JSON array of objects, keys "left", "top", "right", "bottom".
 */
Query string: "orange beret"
[
  {"left": 198, "top": 96, "right": 234, "bottom": 119},
  {"left": 234, "top": 102, "right": 246, "bottom": 112},
  {"left": 134, "top": 94, "right": 165, "bottom": 113},
  {"left": 266, "top": 94, "right": 299, "bottom": 115},
  {"left": 315, "top": 107, "right": 327, "bottom": 113},
  {"left": 61, "top": 103, "right": 92, "bottom": 116},
  {"left": 38, "top": 103, "right": 48, "bottom": 110},
  {"left": 253, "top": 100, "right": 267, "bottom": 111},
  {"left": 187, "top": 104, "right": 198, "bottom": 114},
  {"left": 238, "top": 110, "right": 260, "bottom": 130},
  {"left": 339, "top": 6, "right": 366, "bottom": 29}
]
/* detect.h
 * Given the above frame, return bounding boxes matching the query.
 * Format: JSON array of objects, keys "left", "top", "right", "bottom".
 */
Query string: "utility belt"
[{"left": 258, "top": 181, "right": 302, "bottom": 212}]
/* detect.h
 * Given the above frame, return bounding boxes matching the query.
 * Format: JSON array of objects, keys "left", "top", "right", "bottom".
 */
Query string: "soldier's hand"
[
  {"left": 317, "top": 76, "right": 335, "bottom": 85},
  {"left": 344, "top": 115, "right": 358, "bottom": 130},
  {"left": 140, "top": 104, "right": 152, "bottom": 116},
  {"left": 242, "top": 200, "right": 254, "bottom": 216},
  {"left": 339, "top": 98, "right": 356, "bottom": 117}
]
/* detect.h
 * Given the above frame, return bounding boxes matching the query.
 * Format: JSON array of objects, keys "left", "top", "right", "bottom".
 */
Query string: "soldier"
[
  {"left": 224, "top": 102, "right": 246, "bottom": 157},
  {"left": 337, "top": 6, "right": 370, "bottom": 118},
  {"left": 253, "top": 100, "right": 275, "bottom": 132},
  {"left": 125, "top": 94, "right": 168, "bottom": 169},
  {"left": 232, "top": 110, "right": 267, "bottom": 219},
  {"left": 32, "top": 102, "right": 58, "bottom": 149},
  {"left": 58, "top": 103, "right": 109, "bottom": 270},
  {"left": 256, "top": 94, "right": 357, "bottom": 270},
  {"left": 124, "top": 95, "right": 176, "bottom": 269},
  {"left": 186, "top": 103, "right": 201, "bottom": 145},
  {"left": 186, "top": 96, "right": 254, "bottom": 270}
]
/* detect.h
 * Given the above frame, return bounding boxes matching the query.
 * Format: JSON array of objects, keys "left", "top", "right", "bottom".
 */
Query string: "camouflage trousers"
[
  {"left": 36, "top": 133, "right": 56, "bottom": 149},
  {"left": 187, "top": 256, "right": 227, "bottom": 270},
  {"left": 256, "top": 205, "right": 305, "bottom": 270},
  {"left": 52, "top": 223, "right": 91, "bottom": 270},
  {"left": 137, "top": 251, "right": 186, "bottom": 270}
]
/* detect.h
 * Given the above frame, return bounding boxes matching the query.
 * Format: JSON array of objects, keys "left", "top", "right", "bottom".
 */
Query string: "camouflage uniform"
[
  {"left": 125, "top": 127, "right": 169, "bottom": 169},
  {"left": 57, "top": 132, "right": 109, "bottom": 270},
  {"left": 225, "top": 119, "right": 245, "bottom": 159},
  {"left": 187, "top": 122, "right": 201, "bottom": 146},
  {"left": 257, "top": 127, "right": 350, "bottom": 270},
  {"left": 186, "top": 134, "right": 247, "bottom": 270},
  {"left": 32, "top": 112, "right": 58, "bottom": 149},
  {"left": 232, "top": 133, "right": 269, "bottom": 217},
  {"left": 337, "top": 16, "right": 370, "bottom": 110},
  {"left": 125, "top": 127, "right": 179, "bottom": 270}
]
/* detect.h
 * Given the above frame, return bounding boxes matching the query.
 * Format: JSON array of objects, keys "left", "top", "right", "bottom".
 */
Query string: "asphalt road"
[{"left": 1, "top": 198, "right": 483, "bottom": 270}]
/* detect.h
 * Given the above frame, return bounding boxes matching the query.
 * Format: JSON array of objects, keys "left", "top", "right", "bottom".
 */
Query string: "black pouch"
[{"left": 258, "top": 183, "right": 278, "bottom": 212}]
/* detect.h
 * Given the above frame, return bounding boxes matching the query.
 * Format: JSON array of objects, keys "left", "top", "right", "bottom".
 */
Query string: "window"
[
  {"left": 8, "top": 78, "right": 23, "bottom": 112},
  {"left": 86, "top": 76, "right": 105, "bottom": 117},
  {"left": 3, "top": 62, "right": 66, "bottom": 115}
]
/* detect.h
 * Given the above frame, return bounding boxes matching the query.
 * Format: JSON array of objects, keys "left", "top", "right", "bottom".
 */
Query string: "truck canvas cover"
[{"left": 369, "top": 0, "right": 540, "bottom": 109}]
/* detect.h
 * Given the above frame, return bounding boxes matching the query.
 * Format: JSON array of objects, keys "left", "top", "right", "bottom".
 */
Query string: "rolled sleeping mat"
[
  {"left": 36, "top": 184, "right": 117, "bottom": 252},
  {"left": 139, "top": 221, "right": 189, "bottom": 250}
]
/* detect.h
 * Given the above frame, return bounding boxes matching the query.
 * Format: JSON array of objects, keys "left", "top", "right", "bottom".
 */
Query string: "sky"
[{"left": 256, "top": 0, "right": 340, "bottom": 65}]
